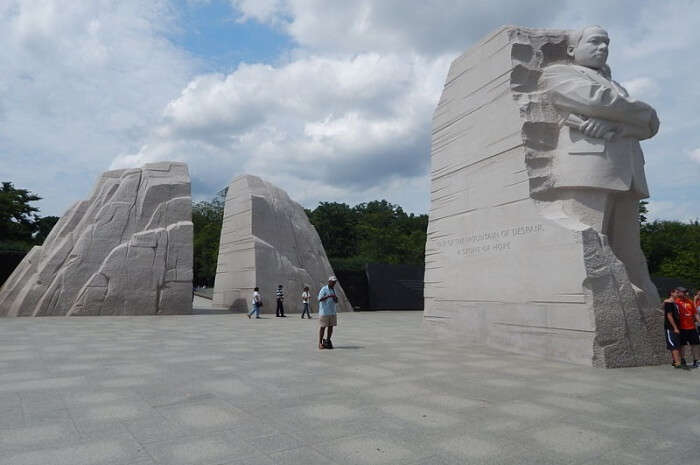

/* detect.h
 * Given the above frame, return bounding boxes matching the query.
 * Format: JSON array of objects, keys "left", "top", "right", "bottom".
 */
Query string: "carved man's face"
[{"left": 570, "top": 27, "right": 609, "bottom": 70}]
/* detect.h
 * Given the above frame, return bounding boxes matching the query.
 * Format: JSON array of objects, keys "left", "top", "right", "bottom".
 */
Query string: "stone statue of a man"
[{"left": 538, "top": 25, "right": 659, "bottom": 288}]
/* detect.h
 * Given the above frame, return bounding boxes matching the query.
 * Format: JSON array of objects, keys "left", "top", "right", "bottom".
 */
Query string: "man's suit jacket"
[{"left": 538, "top": 64, "right": 658, "bottom": 197}]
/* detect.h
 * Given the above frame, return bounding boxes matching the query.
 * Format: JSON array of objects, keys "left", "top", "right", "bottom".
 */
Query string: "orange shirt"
[{"left": 675, "top": 297, "right": 697, "bottom": 330}]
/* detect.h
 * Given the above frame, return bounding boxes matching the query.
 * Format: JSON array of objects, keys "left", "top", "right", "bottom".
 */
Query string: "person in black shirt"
[
  {"left": 275, "top": 285, "right": 286, "bottom": 317},
  {"left": 664, "top": 288, "right": 686, "bottom": 369}
]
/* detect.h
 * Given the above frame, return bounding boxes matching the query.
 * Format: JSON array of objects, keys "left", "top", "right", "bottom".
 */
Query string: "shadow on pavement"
[{"left": 192, "top": 308, "right": 232, "bottom": 315}]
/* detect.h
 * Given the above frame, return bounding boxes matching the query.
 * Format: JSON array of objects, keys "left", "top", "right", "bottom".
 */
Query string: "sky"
[{"left": 1, "top": 0, "right": 699, "bottom": 221}]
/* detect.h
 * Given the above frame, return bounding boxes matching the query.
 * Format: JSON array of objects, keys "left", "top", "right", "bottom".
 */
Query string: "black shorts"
[
  {"left": 665, "top": 329, "right": 680, "bottom": 350},
  {"left": 679, "top": 329, "right": 700, "bottom": 346}
]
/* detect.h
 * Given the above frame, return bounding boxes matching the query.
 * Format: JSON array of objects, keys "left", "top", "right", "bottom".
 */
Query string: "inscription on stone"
[{"left": 436, "top": 224, "right": 543, "bottom": 257}]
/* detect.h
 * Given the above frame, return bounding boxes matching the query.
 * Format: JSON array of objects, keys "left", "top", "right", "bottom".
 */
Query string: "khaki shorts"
[{"left": 319, "top": 314, "right": 337, "bottom": 327}]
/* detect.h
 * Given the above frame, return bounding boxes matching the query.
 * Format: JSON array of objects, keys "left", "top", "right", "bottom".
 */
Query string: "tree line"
[
  {"left": 305, "top": 200, "right": 429, "bottom": 270},
  {"left": 641, "top": 220, "right": 700, "bottom": 287},
  {"left": 0, "top": 182, "right": 58, "bottom": 251},
  {"left": 192, "top": 192, "right": 225, "bottom": 286},
  {"left": 1, "top": 181, "right": 698, "bottom": 291},
  {"left": 191, "top": 197, "right": 428, "bottom": 286}
]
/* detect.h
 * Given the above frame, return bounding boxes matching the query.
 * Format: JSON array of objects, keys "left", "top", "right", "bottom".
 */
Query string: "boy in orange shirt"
[{"left": 675, "top": 287, "right": 700, "bottom": 368}]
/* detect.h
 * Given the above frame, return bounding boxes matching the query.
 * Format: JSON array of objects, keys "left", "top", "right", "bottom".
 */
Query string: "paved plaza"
[{"left": 0, "top": 311, "right": 699, "bottom": 465}]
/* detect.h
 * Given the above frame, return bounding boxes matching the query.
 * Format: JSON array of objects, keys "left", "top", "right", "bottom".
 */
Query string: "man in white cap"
[{"left": 318, "top": 276, "right": 339, "bottom": 349}]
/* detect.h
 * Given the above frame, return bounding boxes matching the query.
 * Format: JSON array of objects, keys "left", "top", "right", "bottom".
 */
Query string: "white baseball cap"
[{"left": 328, "top": 276, "right": 337, "bottom": 282}]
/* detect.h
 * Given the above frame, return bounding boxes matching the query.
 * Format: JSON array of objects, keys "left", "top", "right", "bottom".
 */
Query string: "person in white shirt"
[
  {"left": 318, "top": 276, "right": 339, "bottom": 349},
  {"left": 301, "top": 286, "right": 311, "bottom": 319},
  {"left": 248, "top": 287, "right": 262, "bottom": 319}
]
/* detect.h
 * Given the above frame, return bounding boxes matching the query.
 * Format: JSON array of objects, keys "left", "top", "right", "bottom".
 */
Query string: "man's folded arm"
[{"left": 542, "top": 68, "right": 657, "bottom": 139}]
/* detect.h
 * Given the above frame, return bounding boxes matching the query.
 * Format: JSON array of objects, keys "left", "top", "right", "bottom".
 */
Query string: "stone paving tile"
[
  {"left": 0, "top": 370, "right": 46, "bottom": 383},
  {"left": 321, "top": 434, "right": 422, "bottom": 465},
  {"left": 0, "top": 311, "right": 698, "bottom": 465},
  {"left": 437, "top": 433, "right": 518, "bottom": 464},
  {"left": 201, "top": 377, "right": 254, "bottom": 397},
  {"left": 155, "top": 399, "right": 253, "bottom": 434},
  {"left": 268, "top": 446, "right": 341, "bottom": 465},
  {"left": 144, "top": 431, "right": 259, "bottom": 465},
  {"left": 532, "top": 425, "right": 617, "bottom": 459},
  {"left": 123, "top": 412, "right": 197, "bottom": 444},
  {"left": 378, "top": 402, "right": 464, "bottom": 428},
  {"left": 0, "top": 405, "right": 24, "bottom": 429},
  {"left": 0, "top": 438, "right": 151, "bottom": 465},
  {"left": 22, "top": 406, "right": 74, "bottom": 428},
  {"left": 247, "top": 433, "right": 305, "bottom": 455},
  {"left": 223, "top": 453, "right": 276, "bottom": 465},
  {"left": 0, "top": 375, "right": 85, "bottom": 393},
  {"left": 0, "top": 420, "right": 81, "bottom": 454}
]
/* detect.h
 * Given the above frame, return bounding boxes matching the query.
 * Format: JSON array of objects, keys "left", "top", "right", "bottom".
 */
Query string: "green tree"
[
  {"left": 358, "top": 200, "right": 427, "bottom": 264},
  {"left": 640, "top": 220, "right": 700, "bottom": 288},
  {"left": 306, "top": 199, "right": 428, "bottom": 270},
  {"left": 0, "top": 182, "right": 41, "bottom": 245},
  {"left": 307, "top": 202, "right": 358, "bottom": 258},
  {"left": 639, "top": 200, "right": 648, "bottom": 224},
  {"left": 659, "top": 249, "right": 700, "bottom": 287},
  {"left": 192, "top": 193, "right": 225, "bottom": 286},
  {"left": 34, "top": 216, "right": 60, "bottom": 244}
]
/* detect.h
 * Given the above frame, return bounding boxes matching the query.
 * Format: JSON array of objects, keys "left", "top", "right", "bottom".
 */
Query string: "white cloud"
[
  {"left": 689, "top": 148, "right": 700, "bottom": 164},
  {"left": 113, "top": 52, "right": 451, "bottom": 210},
  {"left": 114, "top": 0, "right": 700, "bottom": 216},
  {"left": 0, "top": 0, "right": 194, "bottom": 215},
  {"left": 230, "top": 0, "right": 285, "bottom": 24},
  {"left": 647, "top": 200, "right": 700, "bottom": 223},
  {"left": 620, "top": 77, "right": 659, "bottom": 98},
  {"left": 231, "top": 0, "right": 557, "bottom": 55},
  {"left": 4, "top": 0, "right": 700, "bottom": 220}
]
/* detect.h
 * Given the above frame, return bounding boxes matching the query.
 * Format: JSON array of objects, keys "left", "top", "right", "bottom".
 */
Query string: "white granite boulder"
[
  {"left": 213, "top": 175, "right": 351, "bottom": 313},
  {"left": 423, "top": 26, "right": 665, "bottom": 367},
  {"left": 0, "top": 162, "right": 193, "bottom": 316}
]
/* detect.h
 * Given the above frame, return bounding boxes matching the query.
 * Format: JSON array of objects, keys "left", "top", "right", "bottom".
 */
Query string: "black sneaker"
[{"left": 323, "top": 339, "right": 333, "bottom": 349}]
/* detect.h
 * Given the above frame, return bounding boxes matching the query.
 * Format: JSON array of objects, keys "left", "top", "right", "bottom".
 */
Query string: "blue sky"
[
  {"left": 171, "top": 0, "right": 291, "bottom": 71},
  {"left": 1, "top": 0, "right": 699, "bottom": 221}
]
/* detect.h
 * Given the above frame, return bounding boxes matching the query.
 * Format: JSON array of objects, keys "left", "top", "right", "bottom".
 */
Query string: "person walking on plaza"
[
  {"left": 276, "top": 284, "right": 286, "bottom": 317},
  {"left": 301, "top": 286, "right": 312, "bottom": 319},
  {"left": 248, "top": 287, "right": 262, "bottom": 319},
  {"left": 318, "top": 276, "right": 338, "bottom": 349},
  {"left": 695, "top": 289, "right": 700, "bottom": 335},
  {"left": 674, "top": 287, "right": 700, "bottom": 368},
  {"left": 664, "top": 288, "right": 685, "bottom": 369}
]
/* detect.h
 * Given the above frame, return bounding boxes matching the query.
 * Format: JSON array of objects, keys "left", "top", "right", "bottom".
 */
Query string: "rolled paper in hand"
[{"left": 563, "top": 114, "right": 615, "bottom": 141}]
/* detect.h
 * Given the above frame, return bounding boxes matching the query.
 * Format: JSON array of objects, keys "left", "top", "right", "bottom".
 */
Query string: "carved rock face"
[
  {"left": 571, "top": 26, "right": 609, "bottom": 70},
  {"left": 0, "top": 162, "right": 193, "bottom": 316},
  {"left": 423, "top": 26, "right": 664, "bottom": 368},
  {"left": 213, "top": 175, "right": 351, "bottom": 314}
]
